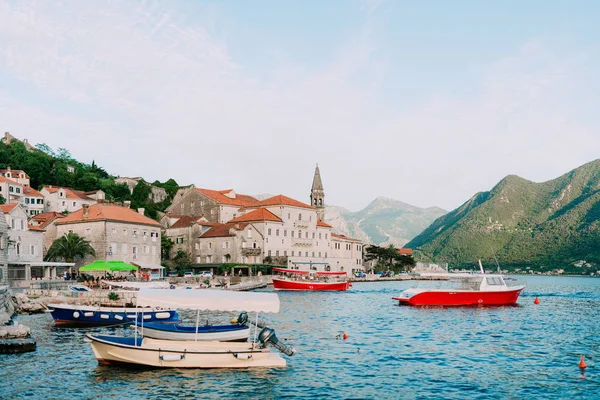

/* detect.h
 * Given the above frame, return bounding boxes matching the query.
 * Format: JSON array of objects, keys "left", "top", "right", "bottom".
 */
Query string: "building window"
[
  {"left": 299, "top": 230, "right": 302, "bottom": 238},
  {"left": 305, "top": 252, "right": 308, "bottom": 257},
  {"left": 25, "top": 198, "right": 30, "bottom": 204},
  {"left": 268, "top": 228, "right": 272, "bottom": 236},
  {"left": 9, "top": 187, "right": 13, "bottom": 193},
  {"left": 195, "top": 243, "right": 199, "bottom": 250},
  {"left": 312, "top": 252, "right": 315, "bottom": 257},
  {"left": 298, "top": 213, "right": 302, "bottom": 221},
  {"left": 247, "top": 229, "right": 252, "bottom": 238},
  {"left": 325, "top": 234, "right": 328, "bottom": 240},
  {"left": 110, "top": 243, "right": 117, "bottom": 255},
  {"left": 209, "top": 243, "right": 212, "bottom": 249},
  {"left": 275, "top": 250, "right": 279, "bottom": 257},
  {"left": 312, "top": 232, "right": 315, "bottom": 239},
  {"left": 276, "top": 229, "right": 279, "bottom": 236},
  {"left": 305, "top": 232, "right": 308, "bottom": 239},
  {"left": 20, "top": 220, "right": 24, "bottom": 230},
  {"left": 268, "top": 250, "right": 271, "bottom": 256},
  {"left": 319, "top": 233, "right": 322, "bottom": 239},
  {"left": 288, "top": 213, "right": 291, "bottom": 219},
  {"left": 291, "top": 251, "right": 295, "bottom": 256},
  {"left": 206, "top": 255, "right": 212, "bottom": 263},
  {"left": 122, "top": 244, "right": 128, "bottom": 255},
  {"left": 196, "top": 256, "right": 201, "bottom": 263},
  {"left": 133, "top": 230, "right": 138, "bottom": 238},
  {"left": 291, "top": 231, "right": 295, "bottom": 238},
  {"left": 30, "top": 245, "right": 35, "bottom": 255},
  {"left": 72, "top": 202, "right": 76, "bottom": 207},
  {"left": 284, "top": 230, "right": 287, "bottom": 237},
  {"left": 284, "top": 251, "right": 287, "bottom": 256}
]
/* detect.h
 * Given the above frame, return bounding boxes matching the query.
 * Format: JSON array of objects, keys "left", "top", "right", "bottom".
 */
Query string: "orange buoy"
[
  {"left": 579, "top": 356, "right": 587, "bottom": 369},
  {"left": 343, "top": 332, "right": 348, "bottom": 340},
  {"left": 534, "top": 297, "right": 540, "bottom": 305}
]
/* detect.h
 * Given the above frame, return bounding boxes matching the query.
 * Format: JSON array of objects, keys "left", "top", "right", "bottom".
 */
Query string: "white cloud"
[{"left": 0, "top": 1, "right": 597, "bottom": 211}]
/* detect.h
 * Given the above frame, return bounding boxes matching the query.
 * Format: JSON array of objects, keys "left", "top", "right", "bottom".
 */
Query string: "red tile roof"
[
  {"left": 0, "top": 176, "right": 21, "bottom": 185},
  {"left": 331, "top": 233, "right": 361, "bottom": 243},
  {"left": 0, "top": 169, "right": 29, "bottom": 178},
  {"left": 55, "top": 204, "right": 161, "bottom": 227},
  {"left": 317, "top": 220, "right": 332, "bottom": 228},
  {"left": 0, "top": 204, "right": 18, "bottom": 213},
  {"left": 23, "top": 186, "right": 43, "bottom": 197},
  {"left": 42, "top": 186, "right": 94, "bottom": 200},
  {"left": 196, "top": 188, "right": 260, "bottom": 207},
  {"left": 169, "top": 216, "right": 216, "bottom": 229},
  {"left": 228, "top": 208, "right": 282, "bottom": 223},
  {"left": 200, "top": 222, "right": 248, "bottom": 238},
  {"left": 398, "top": 248, "right": 413, "bottom": 256},
  {"left": 32, "top": 212, "right": 66, "bottom": 229},
  {"left": 254, "top": 194, "right": 315, "bottom": 210}
]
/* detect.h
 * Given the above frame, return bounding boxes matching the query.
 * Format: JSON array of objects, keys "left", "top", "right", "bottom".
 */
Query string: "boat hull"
[
  {"left": 87, "top": 334, "right": 285, "bottom": 368},
  {"left": 48, "top": 304, "right": 179, "bottom": 327},
  {"left": 135, "top": 322, "right": 249, "bottom": 342},
  {"left": 272, "top": 278, "right": 349, "bottom": 291},
  {"left": 393, "top": 287, "right": 525, "bottom": 306}
]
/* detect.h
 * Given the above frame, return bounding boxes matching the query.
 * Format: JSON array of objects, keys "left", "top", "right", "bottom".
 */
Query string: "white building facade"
[{"left": 41, "top": 186, "right": 97, "bottom": 213}]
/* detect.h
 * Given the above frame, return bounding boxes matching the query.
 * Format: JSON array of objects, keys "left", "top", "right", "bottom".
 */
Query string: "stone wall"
[
  {"left": 0, "top": 285, "right": 15, "bottom": 324},
  {"left": 25, "top": 288, "right": 137, "bottom": 307}
]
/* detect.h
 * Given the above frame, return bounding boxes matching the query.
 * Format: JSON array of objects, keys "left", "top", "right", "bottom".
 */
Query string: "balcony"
[
  {"left": 294, "top": 221, "right": 309, "bottom": 229},
  {"left": 291, "top": 238, "right": 312, "bottom": 247},
  {"left": 242, "top": 248, "right": 262, "bottom": 256}
]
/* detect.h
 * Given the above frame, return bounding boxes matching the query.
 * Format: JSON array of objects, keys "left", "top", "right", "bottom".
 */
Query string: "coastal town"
[{"left": 0, "top": 132, "right": 381, "bottom": 291}]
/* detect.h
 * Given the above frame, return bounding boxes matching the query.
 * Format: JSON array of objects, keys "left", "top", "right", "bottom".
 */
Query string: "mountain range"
[
  {"left": 407, "top": 159, "right": 600, "bottom": 271},
  {"left": 324, "top": 197, "right": 446, "bottom": 247}
]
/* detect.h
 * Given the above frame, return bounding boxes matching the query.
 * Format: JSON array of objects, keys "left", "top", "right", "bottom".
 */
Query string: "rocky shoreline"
[{"left": 0, "top": 285, "right": 37, "bottom": 354}]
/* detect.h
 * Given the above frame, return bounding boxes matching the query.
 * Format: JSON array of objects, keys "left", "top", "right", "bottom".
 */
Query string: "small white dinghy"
[{"left": 86, "top": 289, "right": 296, "bottom": 368}]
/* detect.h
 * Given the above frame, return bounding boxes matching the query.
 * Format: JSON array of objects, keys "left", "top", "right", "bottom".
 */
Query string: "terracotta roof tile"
[
  {"left": 23, "top": 186, "right": 43, "bottom": 197},
  {"left": 200, "top": 222, "right": 248, "bottom": 238},
  {"left": 0, "top": 204, "right": 18, "bottom": 213},
  {"left": 32, "top": 212, "right": 66, "bottom": 229},
  {"left": 229, "top": 208, "right": 282, "bottom": 223},
  {"left": 42, "top": 186, "right": 94, "bottom": 200},
  {"left": 0, "top": 176, "right": 21, "bottom": 185},
  {"left": 0, "top": 169, "right": 29, "bottom": 178},
  {"left": 196, "top": 188, "right": 260, "bottom": 207},
  {"left": 398, "top": 248, "right": 413, "bottom": 256},
  {"left": 55, "top": 204, "right": 161, "bottom": 227},
  {"left": 253, "top": 194, "right": 315, "bottom": 210},
  {"left": 169, "top": 216, "right": 215, "bottom": 229},
  {"left": 331, "top": 233, "right": 361, "bottom": 243},
  {"left": 317, "top": 220, "right": 332, "bottom": 228}
]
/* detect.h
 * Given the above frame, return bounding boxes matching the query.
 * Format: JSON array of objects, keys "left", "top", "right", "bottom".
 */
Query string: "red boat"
[
  {"left": 271, "top": 268, "right": 350, "bottom": 291},
  {"left": 392, "top": 273, "right": 525, "bottom": 306}
]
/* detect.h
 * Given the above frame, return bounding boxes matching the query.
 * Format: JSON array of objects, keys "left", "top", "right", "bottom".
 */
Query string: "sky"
[{"left": 0, "top": 0, "right": 599, "bottom": 212}]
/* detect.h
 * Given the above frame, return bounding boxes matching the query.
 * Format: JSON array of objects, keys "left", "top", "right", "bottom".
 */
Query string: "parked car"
[
  {"left": 184, "top": 271, "right": 194, "bottom": 277},
  {"left": 354, "top": 272, "right": 366, "bottom": 278},
  {"left": 167, "top": 271, "right": 178, "bottom": 277},
  {"left": 200, "top": 271, "right": 213, "bottom": 278}
]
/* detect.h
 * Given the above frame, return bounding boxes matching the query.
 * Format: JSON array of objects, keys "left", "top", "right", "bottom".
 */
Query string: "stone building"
[
  {"left": 164, "top": 216, "right": 215, "bottom": 262},
  {"left": 21, "top": 186, "right": 45, "bottom": 216},
  {"left": 0, "top": 208, "right": 8, "bottom": 284},
  {"left": 0, "top": 166, "right": 30, "bottom": 186},
  {"left": 115, "top": 177, "right": 168, "bottom": 204},
  {"left": 1, "top": 132, "right": 35, "bottom": 152},
  {"left": 164, "top": 187, "right": 260, "bottom": 223},
  {"left": 330, "top": 234, "right": 364, "bottom": 276},
  {"left": 0, "top": 204, "right": 44, "bottom": 282},
  {"left": 0, "top": 176, "right": 23, "bottom": 203},
  {"left": 29, "top": 212, "right": 67, "bottom": 256},
  {"left": 54, "top": 204, "right": 162, "bottom": 268},
  {"left": 41, "top": 186, "right": 97, "bottom": 213},
  {"left": 310, "top": 164, "right": 325, "bottom": 221}
]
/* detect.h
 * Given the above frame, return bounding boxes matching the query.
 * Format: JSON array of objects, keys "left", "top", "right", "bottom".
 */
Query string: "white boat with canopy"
[
  {"left": 86, "top": 289, "right": 296, "bottom": 368},
  {"left": 101, "top": 280, "right": 171, "bottom": 290}
]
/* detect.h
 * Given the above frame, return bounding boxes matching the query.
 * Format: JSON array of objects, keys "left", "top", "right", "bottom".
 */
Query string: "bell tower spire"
[{"left": 310, "top": 164, "right": 325, "bottom": 221}]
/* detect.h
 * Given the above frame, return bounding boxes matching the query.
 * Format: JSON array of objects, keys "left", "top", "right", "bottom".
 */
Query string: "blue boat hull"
[{"left": 48, "top": 304, "right": 179, "bottom": 327}]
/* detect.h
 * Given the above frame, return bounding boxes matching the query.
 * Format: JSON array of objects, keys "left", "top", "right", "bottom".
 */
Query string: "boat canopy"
[
  {"left": 102, "top": 280, "right": 170, "bottom": 289},
  {"left": 272, "top": 268, "right": 310, "bottom": 275},
  {"left": 79, "top": 260, "right": 137, "bottom": 272},
  {"left": 316, "top": 271, "right": 347, "bottom": 276},
  {"left": 136, "top": 288, "right": 280, "bottom": 313}
]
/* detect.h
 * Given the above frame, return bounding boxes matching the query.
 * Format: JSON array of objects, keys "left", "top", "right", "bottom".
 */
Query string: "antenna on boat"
[
  {"left": 490, "top": 247, "right": 501, "bottom": 273},
  {"left": 478, "top": 260, "right": 484, "bottom": 274}
]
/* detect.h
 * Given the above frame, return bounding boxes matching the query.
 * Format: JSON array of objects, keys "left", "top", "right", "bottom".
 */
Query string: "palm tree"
[{"left": 45, "top": 232, "right": 96, "bottom": 263}]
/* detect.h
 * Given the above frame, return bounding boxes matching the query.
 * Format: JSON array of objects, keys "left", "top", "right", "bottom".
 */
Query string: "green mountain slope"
[{"left": 407, "top": 160, "right": 600, "bottom": 272}]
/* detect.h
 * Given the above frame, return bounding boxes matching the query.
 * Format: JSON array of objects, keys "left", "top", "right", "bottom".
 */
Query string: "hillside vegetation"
[
  {"left": 0, "top": 140, "right": 176, "bottom": 219},
  {"left": 407, "top": 160, "right": 600, "bottom": 273}
]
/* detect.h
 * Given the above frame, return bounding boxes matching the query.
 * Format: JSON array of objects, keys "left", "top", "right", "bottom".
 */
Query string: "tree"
[
  {"left": 172, "top": 249, "right": 192, "bottom": 275},
  {"left": 161, "top": 232, "right": 174, "bottom": 260},
  {"left": 45, "top": 232, "right": 96, "bottom": 263},
  {"left": 0, "top": 195, "right": 5, "bottom": 205},
  {"left": 264, "top": 255, "right": 273, "bottom": 264},
  {"left": 162, "top": 178, "right": 179, "bottom": 199},
  {"left": 131, "top": 180, "right": 151, "bottom": 209}
]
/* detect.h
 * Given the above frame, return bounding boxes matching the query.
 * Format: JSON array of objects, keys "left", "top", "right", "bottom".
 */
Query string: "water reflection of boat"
[
  {"left": 133, "top": 312, "right": 250, "bottom": 342},
  {"left": 86, "top": 289, "right": 296, "bottom": 368},
  {"left": 393, "top": 273, "right": 526, "bottom": 306},
  {"left": 48, "top": 304, "right": 179, "bottom": 327},
  {"left": 271, "top": 268, "right": 350, "bottom": 291}
]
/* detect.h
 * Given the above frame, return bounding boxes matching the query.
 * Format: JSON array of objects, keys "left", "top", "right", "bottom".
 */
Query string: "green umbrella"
[{"left": 79, "top": 260, "right": 138, "bottom": 272}]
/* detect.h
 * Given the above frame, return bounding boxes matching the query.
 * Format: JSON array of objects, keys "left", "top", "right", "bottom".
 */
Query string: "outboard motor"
[
  {"left": 257, "top": 327, "right": 296, "bottom": 357},
  {"left": 236, "top": 312, "right": 249, "bottom": 326}
]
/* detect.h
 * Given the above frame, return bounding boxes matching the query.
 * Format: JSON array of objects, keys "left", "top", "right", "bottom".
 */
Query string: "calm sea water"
[{"left": 1, "top": 276, "right": 599, "bottom": 399}]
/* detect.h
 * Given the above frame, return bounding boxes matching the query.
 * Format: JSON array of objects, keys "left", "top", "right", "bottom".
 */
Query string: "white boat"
[
  {"left": 87, "top": 289, "right": 296, "bottom": 368},
  {"left": 133, "top": 312, "right": 250, "bottom": 342}
]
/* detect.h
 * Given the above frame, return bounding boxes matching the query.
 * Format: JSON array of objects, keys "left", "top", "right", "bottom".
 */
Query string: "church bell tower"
[{"left": 310, "top": 164, "right": 325, "bottom": 221}]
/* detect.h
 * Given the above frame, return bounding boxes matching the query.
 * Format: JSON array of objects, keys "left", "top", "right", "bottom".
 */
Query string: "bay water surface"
[{"left": 1, "top": 276, "right": 599, "bottom": 399}]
